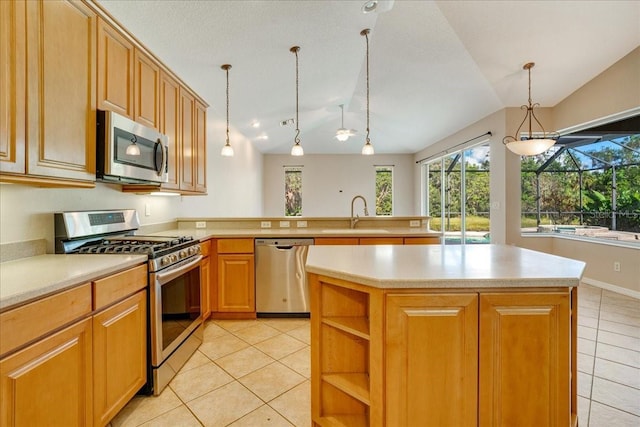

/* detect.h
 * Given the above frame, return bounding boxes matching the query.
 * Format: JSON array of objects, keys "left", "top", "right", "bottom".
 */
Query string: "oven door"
[{"left": 150, "top": 254, "right": 203, "bottom": 366}]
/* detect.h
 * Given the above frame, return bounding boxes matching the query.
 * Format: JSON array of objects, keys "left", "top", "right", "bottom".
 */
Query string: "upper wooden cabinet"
[
  {"left": 134, "top": 50, "right": 159, "bottom": 130},
  {"left": 97, "top": 17, "right": 133, "bottom": 118},
  {"left": 179, "top": 88, "right": 196, "bottom": 192},
  {"left": 1, "top": 0, "right": 96, "bottom": 186},
  {"left": 159, "top": 71, "right": 181, "bottom": 190},
  {"left": 195, "top": 100, "right": 207, "bottom": 193}
]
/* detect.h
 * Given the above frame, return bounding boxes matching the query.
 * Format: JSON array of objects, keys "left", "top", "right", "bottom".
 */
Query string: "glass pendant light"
[
  {"left": 125, "top": 136, "right": 141, "bottom": 156},
  {"left": 503, "top": 62, "right": 557, "bottom": 156},
  {"left": 220, "top": 64, "right": 234, "bottom": 157},
  {"left": 361, "top": 29, "right": 374, "bottom": 155},
  {"left": 290, "top": 46, "right": 303, "bottom": 156}
]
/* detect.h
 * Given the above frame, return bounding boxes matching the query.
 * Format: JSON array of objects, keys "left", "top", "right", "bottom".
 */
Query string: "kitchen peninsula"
[{"left": 305, "top": 244, "right": 585, "bottom": 427}]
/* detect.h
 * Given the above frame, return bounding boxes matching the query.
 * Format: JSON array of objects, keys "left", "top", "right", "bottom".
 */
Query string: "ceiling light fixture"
[
  {"left": 503, "top": 62, "right": 557, "bottom": 156},
  {"left": 290, "top": 46, "right": 303, "bottom": 156},
  {"left": 361, "top": 29, "right": 374, "bottom": 156},
  {"left": 335, "top": 104, "right": 357, "bottom": 142},
  {"left": 361, "top": 0, "right": 378, "bottom": 13},
  {"left": 220, "top": 64, "right": 234, "bottom": 157},
  {"left": 125, "top": 135, "right": 141, "bottom": 156}
]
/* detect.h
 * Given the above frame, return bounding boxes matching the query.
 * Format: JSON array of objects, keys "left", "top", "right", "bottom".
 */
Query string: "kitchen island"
[{"left": 305, "top": 244, "right": 585, "bottom": 427}]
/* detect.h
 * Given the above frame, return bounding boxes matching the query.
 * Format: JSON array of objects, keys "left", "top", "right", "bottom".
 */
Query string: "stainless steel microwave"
[{"left": 97, "top": 110, "right": 169, "bottom": 184}]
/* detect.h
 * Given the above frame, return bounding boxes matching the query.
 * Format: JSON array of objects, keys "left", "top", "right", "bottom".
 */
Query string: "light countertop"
[
  {"left": 0, "top": 254, "right": 147, "bottom": 311},
  {"left": 305, "top": 244, "right": 585, "bottom": 289}
]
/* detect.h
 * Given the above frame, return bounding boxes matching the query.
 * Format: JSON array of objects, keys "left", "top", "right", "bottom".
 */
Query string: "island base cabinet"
[
  {"left": 479, "top": 292, "right": 570, "bottom": 427},
  {"left": 0, "top": 317, "right": 93, "bottom": 426},
  {"left": 385, "top": 293, "right": 478, "bottom": 427},
  {"left": 93, "top": 290, "right": 147, "bottom": 427}
]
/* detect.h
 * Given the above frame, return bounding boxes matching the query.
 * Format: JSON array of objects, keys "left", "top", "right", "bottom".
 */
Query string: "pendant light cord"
[
  {"left": 225, "top": 66, "right": 230, "bottom": 144},
  {"left": 364, "top": 30, "right": 370, "bottom": 144},
  {"left": 292, "top": 46, "right": 301, "bottom": 145}
]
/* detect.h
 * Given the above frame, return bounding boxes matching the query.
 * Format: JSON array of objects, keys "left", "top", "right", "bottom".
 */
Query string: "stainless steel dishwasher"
[{"left": 255, "top": 238, "right": 314, "bottom": 317}]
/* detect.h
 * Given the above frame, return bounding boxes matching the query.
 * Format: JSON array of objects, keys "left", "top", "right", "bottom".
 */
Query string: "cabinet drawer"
[
  {"left": 359, "top": 237, "right": 404, "bottom": 245},
  {"left": 217, "top": 238, "right": 254, "bottom": 254},
  {"left": 403, "top": 237, "right": 440, "bottom": 245},
  {"left": 93, "top": 264, "right": 147, "bottom": 310},
  {"left": 0, "top": 283, "right": 92, "bottom": 357}
]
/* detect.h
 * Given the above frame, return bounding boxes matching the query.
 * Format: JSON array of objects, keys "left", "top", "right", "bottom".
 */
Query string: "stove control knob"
[
  {"left": 161, "top": 256, "right": 170, "bottom": 266},
  {"left": 179, "top": 250, "right": 187, "bottom": 259}
]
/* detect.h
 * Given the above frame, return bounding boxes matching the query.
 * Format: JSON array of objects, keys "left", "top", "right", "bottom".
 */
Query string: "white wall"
[{"left": 263, "top": 154, "right": 415, "bottom": 217}]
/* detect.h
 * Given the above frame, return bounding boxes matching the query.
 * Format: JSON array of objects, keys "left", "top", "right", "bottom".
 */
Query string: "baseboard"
[{"left": 581, "top": 277, "right": 640, "bottom": 300}]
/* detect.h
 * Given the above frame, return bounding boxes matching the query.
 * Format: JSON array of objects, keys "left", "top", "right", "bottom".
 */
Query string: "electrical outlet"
[
  {"left": 195, "top": 221, "right": 206, "bottom": 229},
  {"left": 614, "top": 261, "right": 621, "bottom": 272},
  {"left": 279, "top": 221, "right": 290, "bottom": 228},
  {"left": 409, "top": 220, "right": 420, "bottom": 227},
  {"left": 297, "top": 220, "right": 308, "bottom": 228},
  {"left": 261, "top": 221, "right": 272, "bottom": 228},
  {"left": 144, "top": 203, "right": 151, "bottom": 216}
]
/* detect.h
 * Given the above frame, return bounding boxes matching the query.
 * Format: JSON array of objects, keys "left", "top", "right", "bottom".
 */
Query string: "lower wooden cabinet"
[
  {"left": 0, "top": 317, "right": 93, "bottom": 426},
  {"left": 217, "top": 254, "right": 255, "bottom": 312},
  {"left": 93, "top": 290, "right": 147, "bottom": 427},
  {"left": 201, "top": 255, "right": 211, "bottom": 319}
]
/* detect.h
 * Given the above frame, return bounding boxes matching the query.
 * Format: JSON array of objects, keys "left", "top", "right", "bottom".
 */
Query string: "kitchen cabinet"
[
  {"left": 315, "top": 237, "right": 359, "bottom": 245},
  {"left": 310, "top": 271, "right": 576, "bottom": 427},
  {"left": 315, "top": 236, "right": 438, "bottom": 246},
  {"left": 200, "top": 240, "right": 214, "bottom": 319},
  {"left": 403, "top": 236, "right": 440, "bottom": 244},
  {"left": 216, "top": 239, "right": 255, "bottom": 316},
  {"left": 97, "top": 16, "right": 134, "bottom": 118},
  {"left": 359, "top": 237, "right": 404, "bottom": 245},
  {"left": 134, "top": 50, "right": 160, "bottom": 130},
  {"left": 195, "top": 100, "right": 207, "bottom": 193},
  {"left": 0, "top": 0, "right": 96, "bottom": 187},
  {"left": 159, "top": 71, "right": 181, "bottom": 190},
  {"left": 179, "top": 88, "right": 196, "bottom": 192}
]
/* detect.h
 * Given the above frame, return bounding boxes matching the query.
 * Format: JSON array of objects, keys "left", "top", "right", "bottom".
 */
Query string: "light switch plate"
[
  {"left": 297, "top": 220, "right": 308, "bottom": 228},
  {"left": 279, "top": 221, "right": 290, "bottom": 228},
  {"left": 261, "top": 221, "right": 272, "bottom": 228},
  {"left": 195, "top": 221, "right": 206, "bottom": 229}
]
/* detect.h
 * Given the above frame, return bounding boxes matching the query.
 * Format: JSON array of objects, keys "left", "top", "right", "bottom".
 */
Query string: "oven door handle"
[{"left": 155, "top": 254, "right": 203, "bottom": 285}]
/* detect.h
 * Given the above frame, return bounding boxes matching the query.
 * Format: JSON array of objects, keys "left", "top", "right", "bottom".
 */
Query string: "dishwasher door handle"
[{"left": 275, "top": 245, "right": 294, "bottom": 250}]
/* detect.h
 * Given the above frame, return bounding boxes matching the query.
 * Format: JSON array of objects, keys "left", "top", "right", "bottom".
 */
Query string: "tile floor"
[{"left": 112, "top": 284, "right": 639, "bottom": 427}]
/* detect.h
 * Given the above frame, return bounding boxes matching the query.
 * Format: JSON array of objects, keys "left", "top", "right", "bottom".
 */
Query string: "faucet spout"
[{"left": 350, "top": 195, "right": 369, "bottom": 228}]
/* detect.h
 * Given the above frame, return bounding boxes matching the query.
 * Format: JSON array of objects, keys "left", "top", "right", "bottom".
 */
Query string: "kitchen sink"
[{"left": 321, "top": 229, "right": 390, "bottom": 234}]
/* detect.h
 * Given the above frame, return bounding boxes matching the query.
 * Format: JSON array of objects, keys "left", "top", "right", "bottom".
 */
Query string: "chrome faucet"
[{"left": 350, "top": 195, "right": 369, "bottom": 228}]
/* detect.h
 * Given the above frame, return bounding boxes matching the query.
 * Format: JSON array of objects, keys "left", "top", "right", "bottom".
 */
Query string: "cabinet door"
[
  {"left": 179, "top": 88, "right": 195, "bottom": 191},
  {"left": 134, "top": 49, "right": 159, "bottom": 129},
  {"left": 194, "top": 100, "right": 207, "bottom": 193},
  {"left": 359, "top": 237, "right": 404, "bottom": 245},
  {"left": 479, "top": 292, "right": 570, "bottom": 427},
  {"left": 217, "top": 254, "right": 255, "bottom": 312},
  {"left": 386, "top": 293, "right": 478, "bottom": 427},
  {"left": 93, "top": 290, "right": 147, "bottom": 426},
  {"left": 25, "top": 0, "right": 96, "bottom": 181},
  {"left": 0, "top": 318, "right": 93, "bottom": 426},
  {"left": 97, "top": 17, "right": 134, "bottom": 118},
  {"left": 0, "top": 0, "right": 26, "bottom": 174},
  {"left": 159, "top": 71, "right": 180, "bottom": 190}
]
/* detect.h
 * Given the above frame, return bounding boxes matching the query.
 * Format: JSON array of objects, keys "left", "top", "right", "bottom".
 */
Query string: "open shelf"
[
  {"left": 322, "top": 317, "right": 370, "bottom": 340},
  {"left": 323, "top": 373, "right": 370, "bottom": 405}
]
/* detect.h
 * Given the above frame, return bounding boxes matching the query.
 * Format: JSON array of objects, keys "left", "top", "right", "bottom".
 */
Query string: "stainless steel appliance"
[
  {"left": 97, "top": 110, "right": 169, "bottom": 184},
  {"left": 55, "top": 209, "right": 203, "bottom": 395},
  {"left": 255, "top": 238, "right": 314, "bottom": 316}
]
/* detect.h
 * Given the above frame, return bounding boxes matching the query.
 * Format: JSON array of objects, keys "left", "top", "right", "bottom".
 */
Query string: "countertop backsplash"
[{"left": 0, "top": 239, "right": 47, "bottom": 263}]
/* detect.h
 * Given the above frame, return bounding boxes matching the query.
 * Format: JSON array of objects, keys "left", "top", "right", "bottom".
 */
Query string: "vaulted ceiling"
[{"left": 96, "top": 0, "right": 640, "bottom": 155}]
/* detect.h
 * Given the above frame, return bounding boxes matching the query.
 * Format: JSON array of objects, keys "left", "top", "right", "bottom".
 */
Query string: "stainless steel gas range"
[{"left": 55, "top": 209, "right": 204, "bottom": 395}]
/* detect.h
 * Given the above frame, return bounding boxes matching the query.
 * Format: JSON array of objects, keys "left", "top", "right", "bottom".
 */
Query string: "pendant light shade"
[
  {"left": 335, "top": 104, "right": 357, "bottom": 142},
  {"left": 503, "top": 62, "right": 557, "bottom": 156},
  {"left": 125, "top": 136, "right": 141, "bottom": 156},
  {"left": 290, "top": 46, "right": 303, "bottom": 156},
  {"left": 220, "top": 64, "right": 234, "bottom": 157},
  {"left": 361, "top": 29, "right": 374, "bottom": 155}
]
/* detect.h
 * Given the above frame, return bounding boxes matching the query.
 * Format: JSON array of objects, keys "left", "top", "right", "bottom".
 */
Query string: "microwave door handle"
[{"left": 154, "top": 139, "right": 167, "bottom": 177}]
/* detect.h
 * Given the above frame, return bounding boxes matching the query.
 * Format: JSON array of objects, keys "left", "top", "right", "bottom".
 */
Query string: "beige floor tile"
[
  {"left": 216, "top": 346, "right": 275, "bottom": 378},
  {"left": 214, "top": 319, "right": 260, "bottom": 332},
  {"left": 188, "top": 381, "right": 263, "bottom": 427},
  {"left": 578, "top": 371, "right": 592, "bottom": 398},
  {"left": 280, "top": 346, "right": 311, "bottom": 379},
  {"left": 591, "top": 377, "right": 640, "bottom": 416},
  {"left": 578, "top": 352, "right": 594, "bottom": 374},
  {"left": 259, "top": 318, "right": 311, "bottom": 332},
  {"left": 594, "top": 358, "right": 640, "bottom": 389},
  {"left": 589, "top": 401, "right": 640, "bottom": 427},
  {"left": 203, "top": 321, "right": 229, "bottom": 340},
  {"left": 578, "top": 314, "right": 599, "bottom": 329},
  {"left": 578, "top": 297, "right": 601, "bottom": 310},
  {"left": 228, "top": 404, "right": 294, "bottom": 427},
  {"left": 599, "top": 319, "right": 640, "bottom": 338},
  {"left": 111, "top": 387, "right": 183, "bottom": 427},
  {"left": 597, "top": 342, "right": 640, "bottom": 368},
  {"left": 232, "top": 322, "right": 281, "bottom": 345},
  {"left": 269, "top": 380, "right": 311, "bottom": 427},
  {"left": 254, "top": 332, "right": 308, "bottom": 360},
  {"left": 578, "top": 337, "right": 596, "bottom": 356},
  {"left": 577, "top": 396, "right": 590, "bottom": 426},
  {"left": 180, "top": 350, "right": 211, "bottom": 373},
  {"left": 580, "top": 306, "right": 600, "bottom": 320},
  {"left": 198, "top": 333, "right": 249, "bottom": 360},
  {"left": 602, "top": 291, "right": 640, "bottom": 308},
  {"left": 286, "top": 325, "right": 311, "bottom": 345},
  {"left": 600, "top": 310, "right": 640, "bottom": 328},
  {"left": 239, "top": 361, "right": 306, "bottom": 402},
  {"left": 169, "top": 361, "right": 234, "bottom": 402},
  {"left": 601, "top": 302, "right": 640, "bottom": 318},
  {"left": 598, "top": 330, "right": 640, "bottom": 352},
  {"left": 139, "top": 405, "right": 202, "bottom": 427},
  {"left": 578, "top": 325, "right": 598, "bottom": 341}
]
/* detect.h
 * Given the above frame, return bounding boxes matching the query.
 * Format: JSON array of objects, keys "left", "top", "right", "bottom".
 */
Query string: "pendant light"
[
  {"left": 290, "top": 46, "right": 303, "bottom": 156},
  {"left": 125, "top": 135, "right": 141, "bottom": 156},
  {"left": 361, "top": 29, "right": 374, "bottom": 155},
  {"left": 220, "top": 64, "right": 234, "bottom": 157},
  {"left": 335, "top": 104, "right": 357, "bottom": 142},
  {"left": 503, "top": 62, "right": 556, "bottom": 156}
]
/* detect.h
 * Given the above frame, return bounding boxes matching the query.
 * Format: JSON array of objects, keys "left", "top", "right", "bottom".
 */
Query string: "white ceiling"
[{"left": 96, "top": 0, "right": 640, "bottom": 155}]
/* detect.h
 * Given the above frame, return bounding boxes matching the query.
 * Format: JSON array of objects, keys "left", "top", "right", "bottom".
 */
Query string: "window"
[
  {"left": 375, "top": 166, "right": 393, "bottom": 216},
  {"left": 423, "top": 142, "right": 491, "bottom": 244},
  {"left": 284, "top": 166, "right": 302, "bottom": 216}
]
